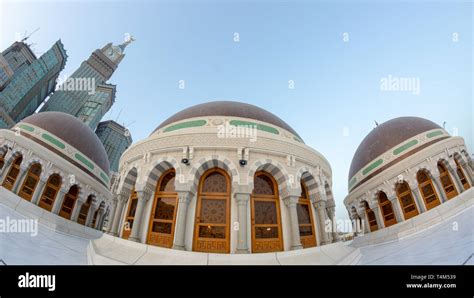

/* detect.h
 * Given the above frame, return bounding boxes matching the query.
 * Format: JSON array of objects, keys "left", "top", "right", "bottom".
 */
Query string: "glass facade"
[{"left": 95, "top": 120, "right": 132, "bottom": 172}]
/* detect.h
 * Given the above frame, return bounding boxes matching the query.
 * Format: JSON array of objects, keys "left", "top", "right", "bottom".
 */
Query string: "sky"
[{"left": 1, "top": 0, "right": 472, "bottom": 221}]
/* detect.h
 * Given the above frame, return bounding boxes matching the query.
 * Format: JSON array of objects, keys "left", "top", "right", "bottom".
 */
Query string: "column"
[
  {"left": 129, "top": 190, "right": 152, "bottom": 242},
  {"left": 234, "top": 191, "right": 251, "bottom": 253},
  {"left": 459, "top": 160, "right": 473, "bottom": 186},
  {"left": 371, "top": 204, "right": 385, "bottom": 229},
  {"left": 431, "top": 174, "right": 447, "bottom": 203},
  {"left": 0, "top": 151, "right": 14, "bottom": 182},
  {"left": 327, "top": 204, "right": 340, "bottom": 242},
  {"left": 85, "top": 205, "right": 96, "bottom": 227},
  {"left": 313, "top": 199, "right": 331, "bottom": 244},
  {"left": 448, "top": 161, "right": 464, "bottom": 193},
  {"left": 95, "top": 209, "right": 105, "bottom": 229},
  {"left": 12, "top": 165, "right": 28, "bottom": 193},
  {"left": 172, "top": 191, "right": 192, "bottom": 250},
  {"left": 30, "top": 177, "right": 46, "bottom": 205},
  {"left": 410, "top": 184, "right": 426, "bottom": 213},
  {"left": 51, "top": 188, "right": 67, "bottom": 214},
  {"left": 71, "top": 200, "right": 84, "bottom": 222},
  {"left": 110, "top": 198, "right": 126, "bottom": 236},
  {"left": 389, "top": 196, "right": 404, "bottom": 223},
  {"left": 283, "top": 195, "right": 303, "bottom": 250},
  {"left": 107, "top": 200, "right": 118, "bottom": 234}
]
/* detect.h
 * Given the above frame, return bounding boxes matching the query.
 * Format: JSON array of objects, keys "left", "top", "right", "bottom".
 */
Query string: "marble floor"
[{"left": 0, "top": 199, "right": 472, "bottom": 265}]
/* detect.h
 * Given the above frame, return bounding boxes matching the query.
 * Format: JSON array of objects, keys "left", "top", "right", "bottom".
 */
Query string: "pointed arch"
[
  {"left": 395, "top": 181, "right": 419, "bottom": 220},
  {"left": 437, "top": 159, "right": 458, "bottom": 199},
  {"left": 377, "top": 191, "right": 397, "bottom": 227},
  {"left": 38, "top": 174, "right": 62, "bottom": 211},
  {"left": 416, "top": 169, "right": 441, "bottom": 210},
  {"left": 18, "top": 163, "right": 42, "bottom": 201},
  {"left": 2, "top": 154, "right": 23, "bottom": 190}
]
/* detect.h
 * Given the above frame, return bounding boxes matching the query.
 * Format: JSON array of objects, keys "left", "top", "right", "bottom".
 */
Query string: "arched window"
[
  {"left": 454, "top": 158, "right": 470, "bottom": 190},
  {"left": 147, "top": 169, "right": 178, "bottom": 248},
  {"left": 251, "top": 171, "right": 283, "bottom": 253},
  {"left": 2, "top": 155, "right": 22, "bottom": 190},
  {"left": 396, "top": 181, "right": 419, "bottom": 220},
  {"left": 18, "top": 163, "right": 42, "bottom": 201},
  {"left": 417, "top": 170, "right": 441, "bottom": 210},
  {"left": 38, "top": 174, "right": 62, "bottom": 211},
  {"left": 193, "top": 168, "right": 231, "bottom": 253},
  {"left": 77, "top": 195, "right": 93, "bottom": 225},
  {"left": 437, "top": 161, "right": 458, "bottom": 199},
  {"left": 378, "top": 191, "right": 397, "bottom": 227},
  {"left": 59, "top": 185, "right": 79, "bottom": 219},
  {"left": 297, "top": 181, "right": 316, "bottom": 248},
  {"left": 122, "top": 188, "right": 138, "bottom": 239},
  {"left": 363, "top": 201, "right": 378, "bottom": 232}
]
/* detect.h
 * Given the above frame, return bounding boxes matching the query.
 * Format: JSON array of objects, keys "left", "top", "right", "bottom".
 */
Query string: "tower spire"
[{"left": 119, "top": 34, "right": 135, "bottom": 51}]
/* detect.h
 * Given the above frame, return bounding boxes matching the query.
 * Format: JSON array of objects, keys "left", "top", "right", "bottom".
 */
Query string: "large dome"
[
  {"left": 153, "top": 101, "right": 301, "bottom": 138},
  {"left": 348, "top": 116, "right": 443, "bottom": 181},
  {"left": 21, "top": 112, "right": 110, "bottom": 174}
]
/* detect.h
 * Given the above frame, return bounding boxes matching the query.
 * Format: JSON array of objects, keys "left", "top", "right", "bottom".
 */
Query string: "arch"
[
  {"left": 295, "top": 167, "right": 319, "bottom": 198},
  {"left": 193, "top": 168, "right": 231, "bottom": 253},
  {"left": 395, "top": 181, "right": 419, "bottom": 220},
  {"left": 77, "top": 195, "right": 94, "bottom": 225},
  {"left": 122, "top": 187, "right": 138, "bottom": 240},
  {"left": 0, "top": 146, "right": 7, "bottom": 169},
  {"left": 18, "top": 163, "right": 42, "bottom": 201},
  {"left": 248, "top": 159, "right": 289, "bottom": 194},
  {"left": 437, "top": 160, "right": 458, "bottom": 199},
  {"left": 460, "top": 150, "right": 473, "bottom": 171},
  {"left": 297, "top": 180, "right": 317, "bottom": 248},
  {"left": 377, "top": 191, "right": 397, "bottom": 227},
  {"left": 59, "top": 185, "right": 79, "bottom": 219},
  {"left": 363, "top": 201, "right": 378, "bottom": 232},
  {"left": 143, "top": 158, "right": 180, "bottom": 190},
  {"left": 2, "top": 154, "right": 23, "bottom": 190},
  {"left": 453, "top": 153, "right": 471, "bottom": 190},
  {"left": 147, "top": 169, "right": 179, "bottom": 248},
  {"left": 118, "top": 167, "right": 138, "bottom": 199},
  {"left": 38, "top": 174, "right": 62, "bottom": 211},
  {"left": 188, "top": 156, "right": 239, "bottom": 193},
  {"left": 416, "top": 169, "right": 441, "bottom": 210},
  {"left": 251, "top": 171, "right": 283, "bottom": 253}
]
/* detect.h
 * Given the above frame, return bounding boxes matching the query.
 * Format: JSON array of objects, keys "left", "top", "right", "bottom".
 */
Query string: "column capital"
[
  {"left": 136, "top": 188, "right": 153, "bottom": 201},
  {"left": 177, "top": 191, "right": 193, "bottom": 204},
  {"left": 283, "top": 195, "right": 299, "bottom": 207},
  {"left": 234, "top": 192, "right": 251, "bottom": 205},
  {"left": 313, "top": 199, "right": 327, "bottom": 210}
]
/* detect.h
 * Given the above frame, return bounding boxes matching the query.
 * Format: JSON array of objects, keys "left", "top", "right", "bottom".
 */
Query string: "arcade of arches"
[
  {"left": 0, "top": 152, "right": 106, "bottom": 229},
  {"left": 111, "top": 166, "right": 335, "bottom": 254},
  {"left": 354, "top": 156, "right": 472, "bottom": 233}
]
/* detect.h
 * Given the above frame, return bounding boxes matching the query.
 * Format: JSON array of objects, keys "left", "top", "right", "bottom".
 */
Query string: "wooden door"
[
  {"left": 18, "top": 164, "right": 41, "bottom": 201},
  {"left": 417, "top": 171, "right": 440, "bottom": 210},
  {"left": 77, "top": 196, "right": 92, "bottom": 225},
  {"left": 251, "top": 171, "right": 283, "bottom": 253},
  {"left": 148, "top": 169, "right": 178, "bottom": 248},
  {"left": 437, "top": 162, "right": 458, "bottom": 199},
  {"left": 2, "top": 156, "right": 22, "bottom": 190},
  {"left": 364, "top": 202, "right": 378, "bottom": 232},
  {"left": 38, "top": 174, "right": 61, "bottom": 211},
  {"left": 378, "top": 192, "right": 397, "bottom": 227},
  {"left": 193, "top": 168, "right": 230, "bottom": 253},
  {"left": 396, "top": 182, "right": 419, "bottom": 220},
  {"left": 59, "top": 186, "right": 79, "bottom": 219},
  {"left": 297, "top": 182, "right": 316, "bottom": 248},
  {"left": 455, "top": 159, "right": 471, "bottom": 190}
]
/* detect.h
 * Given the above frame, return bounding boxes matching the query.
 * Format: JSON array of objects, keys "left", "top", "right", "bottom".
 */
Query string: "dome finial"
[{"left": 119, "top": 33, "right": 135, "bottom": 51}]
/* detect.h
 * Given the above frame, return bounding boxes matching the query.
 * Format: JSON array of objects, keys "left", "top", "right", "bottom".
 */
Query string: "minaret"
[{"left": 40, "top": 36, "right": 134, "bottom": 130}]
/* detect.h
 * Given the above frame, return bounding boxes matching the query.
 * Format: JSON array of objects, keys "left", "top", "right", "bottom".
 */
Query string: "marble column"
[
  {"left": 389, "top": 196, "right": 404, "bottom": 223},
  {"left": 371, "top": 205, "right": 385, "bottom": 229},
  {"left": 106, "top": 199, "right": 118, "bottom": 234},
  {"left": 85, "top": 205, "right": 96, "bottom": 227},
  {"left": 51, "top": 188, "right": 67, "bottom": 214},
  {"left": 172, "top": 191, "right": 192, "bottom": 250},
  {"left": 71, "top": 200, "right": 84, "bottom": 222},
  {"left": 283, "top": 195, "right": 303, "bottom": 250},
  {"left": 95, "top": 209, "right": 105, "bottom": 229},
  {"left": 431, "top": 174, "right": 447, "bottom": 203},
  {"left": 0, "top": 152, "right": 14, "bottom": 182},
  {"left": 234, "top": 191, "right": 251, "bottom": 253},
  {"left": 30, "top": 178, "right": 46, "bottom": 205},
  {"left": 313, "top": 199, "right": 331, "bottom": 244},
  {"left": 459, "top": 160, "right": 473, "bottom": 186},
  {"left": 129, "top": 189, "right": 152, "bottom": 242},
  {"left": 448, "top": 161, "right": 464, "bottom": 193},
  {"left": 410, "top": 185, "right": 426, "bottom": 213},
  {"left": 110, "top": 198, "right": 126, "bottom": 236},
  {"left": 357, "top": 209, "right": 369, "bottom": 234},
  {"left": 327, "top": 204, "right": 340, "bottom": 242}
]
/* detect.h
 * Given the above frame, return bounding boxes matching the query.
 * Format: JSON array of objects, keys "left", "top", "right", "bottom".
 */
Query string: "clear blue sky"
[{"left": 1, "top": 0, "right": 472, "bottom": 221}]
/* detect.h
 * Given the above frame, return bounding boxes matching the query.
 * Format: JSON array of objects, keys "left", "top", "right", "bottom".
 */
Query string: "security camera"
[
  {"left": 181, "top": 158, "right": 190, "bottom": 165},
  {"left": 239, "top": 159, "right": 247, "bottom": 166}
]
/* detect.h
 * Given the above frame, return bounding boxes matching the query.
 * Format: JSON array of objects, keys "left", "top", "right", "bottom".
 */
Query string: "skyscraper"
[
  {"left": 95, "top": 120, "right": 132, "bottom": 173},
  {"left": 0, "top": 40, "right": 67, "bottom": 128},
  {"left": 40, "top": 37, "right": 133, "bottom": 130}
]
